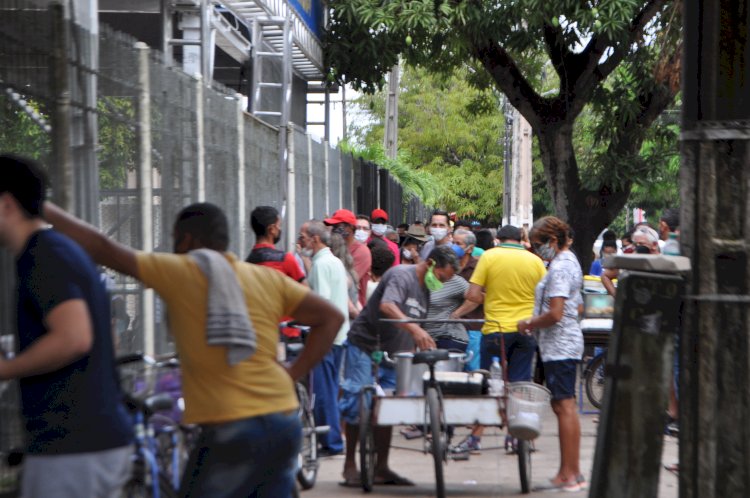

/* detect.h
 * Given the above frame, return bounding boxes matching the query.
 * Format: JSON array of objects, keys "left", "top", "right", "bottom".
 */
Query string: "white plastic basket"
[{"left": 506, "top": 382, "right": 551, "bottom": 440}]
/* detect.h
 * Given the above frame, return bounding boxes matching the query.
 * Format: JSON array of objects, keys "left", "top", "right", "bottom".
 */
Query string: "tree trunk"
[{"left": 535, "top": 123, "right": 631, "bottom": 272}]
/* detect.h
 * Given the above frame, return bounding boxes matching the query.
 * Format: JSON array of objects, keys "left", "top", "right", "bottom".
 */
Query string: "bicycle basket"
[
  {"left": 506, "top": 382, "right": 551, "bottom": 440},
  {"left": 118, "top": 363, "right": 159, "bottom": 401}
]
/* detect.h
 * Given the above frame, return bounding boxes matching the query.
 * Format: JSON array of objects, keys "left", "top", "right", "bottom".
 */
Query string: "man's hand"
[
  {"left": 517, "top": 319, "right": 533, "bottom": 336},
  {"left": 410, "top": 326, "right": 436, "bottom": 351}
]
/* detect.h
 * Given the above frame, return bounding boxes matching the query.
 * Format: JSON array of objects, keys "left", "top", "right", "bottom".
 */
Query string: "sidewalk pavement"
[{"left": 301, "top": 408, "right": 679, "bottom": 497}]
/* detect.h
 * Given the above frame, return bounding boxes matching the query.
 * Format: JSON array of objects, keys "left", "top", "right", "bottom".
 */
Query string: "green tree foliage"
[
  {"left": 339, "top": 139, "right": 440, "bottom": 205},
  {"left": 325, "top": 0, "right": 682, "bottom": 269},
  {"left": 0, "top": 97, "right": 51, "bottom": 161},
  {"left": 0, "top": 95, "right": 137, "bottom": 191},
  {"left": 350, "top": 65, "right": 507, "bottom": 222}
]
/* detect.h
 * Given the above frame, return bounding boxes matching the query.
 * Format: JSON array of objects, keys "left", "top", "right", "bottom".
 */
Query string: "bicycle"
[
  {"left": 117, "top": 353, "right": 194, "bottom": 498},
  {"left": 280, "top": 322, "right": 328, "bottom": 491},
  {"left": 583, "top": 349, "right": 607, "bottom": 409}
]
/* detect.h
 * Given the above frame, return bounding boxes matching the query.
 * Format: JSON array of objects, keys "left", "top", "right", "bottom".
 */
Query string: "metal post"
[
  {"left": 236, "top": 94, "right": 246, "bottom": 253},
  {"left": 279, "top": 16, "right": 293, "bottom": 241},
  {"left": 342, "top": 84, "right": 347, "bottom": 141},
  {"left": 195, "top": 75, "right": 206, "bottom": 201},
  {"left": 324, "top": 86, "right": 331, "bottom": 142},
  {"left": 200, "top": 0, "right": 212, "bottom": 83},
  {"left": 324, "top": 141, "right": 330, "bottom": 215},
  {"left": 135, "top": 42, "right": 155, "bottom": 357},
  {"left": 49, "top": 3, "right": 73, "bottom": 213},
  {"left": 250, "top": 18, "right": 261, "bottom": 114},
  {"left": 307, "top": 131, "right": 313, "bottom": 218},
  {"left": 286, "top": 127, "right": 296, "bottom": 251},
  {"left": 161, "top": 0, "right": 173, "bottom": 65}
]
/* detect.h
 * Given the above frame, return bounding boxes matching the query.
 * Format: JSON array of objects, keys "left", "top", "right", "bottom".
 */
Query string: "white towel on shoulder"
[{"left": 189, "top": 249, "right": 257, "bottom": 365}]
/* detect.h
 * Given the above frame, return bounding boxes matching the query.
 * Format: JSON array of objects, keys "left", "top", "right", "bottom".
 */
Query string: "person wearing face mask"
[
  {"left": 600, "top": 225, "right": 660, "bottom": 297},
  {"left": 246, "top": 205, "right": 307, "bottom": 284},
  {"left": 325, "top": 209, "right": 372, "bottom": 308},
  {"left": 354, "top": 215, "right": 372, "bottom": 244},
  {"left": 517, "top": 216, "right": 585, "bottom": 492},
  {"left": 419, "top": 210, "right": 453, "bottom": 261},
  {"left": 339, "top": 245, "right": 458, "bottom": 488},
  {"left": 400, "top": 224, "right": 429, "bottom": 264},
  {"left": 369, "top": 208, "right": 401, "bottom": 266},
  {"left": 454, "top": 225, "right": 546, "bottom": 457}
]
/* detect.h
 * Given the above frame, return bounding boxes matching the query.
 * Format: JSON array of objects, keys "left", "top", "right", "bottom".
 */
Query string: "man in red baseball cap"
[
  {"left": 325, "top": 209, "right": 371, "bottom": 307},
  {"left": 370, "top": 208, "right": 400, "bottom": 266}
]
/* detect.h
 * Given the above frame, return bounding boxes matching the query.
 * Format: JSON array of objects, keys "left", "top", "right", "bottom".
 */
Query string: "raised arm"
[{"left": 44, "top": 202, "right": 140, "bottom": 279}]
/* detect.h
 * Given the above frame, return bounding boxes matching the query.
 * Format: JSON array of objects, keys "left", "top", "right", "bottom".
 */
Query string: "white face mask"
[
  {"left": 298, "top": 247, "right": 313, "bottom": 258},
  {"left": 402, "top": 247, "right": 413, "bottom": 260},
  {"left": 354, "top": 229, "right": 369, "bottom": 243},
  {"left": 371, "top": 223, "right": 387, "bottom": 237},
  {"left": 431, "top": 227, "right": 448, "bottom": 242}
]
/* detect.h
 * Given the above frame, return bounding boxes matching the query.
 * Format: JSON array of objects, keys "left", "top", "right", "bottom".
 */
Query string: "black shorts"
[{"left": 543, "top": 359, "right": 578, "bottom": 400}]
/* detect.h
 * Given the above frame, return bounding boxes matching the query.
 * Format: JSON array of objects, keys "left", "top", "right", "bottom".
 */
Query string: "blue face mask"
[{"left": 451, "top": 243, "right": 465, "bottom": 259}]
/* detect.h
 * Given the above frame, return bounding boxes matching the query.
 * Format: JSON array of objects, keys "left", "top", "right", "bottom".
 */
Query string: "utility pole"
[
  {"left": 502, "top": 98, "right": 514, "bottom": 225},
  {"left": 680, "top": 1, "right": 750, "bottom": 497},
  {"left": 383, "top": 63, "right": 400, "bottom": 159}
]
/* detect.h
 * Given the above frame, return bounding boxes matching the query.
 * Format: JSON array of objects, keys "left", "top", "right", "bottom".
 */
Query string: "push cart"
[{"left": 357, "top": 319, "right": 551, "bottom": 497}]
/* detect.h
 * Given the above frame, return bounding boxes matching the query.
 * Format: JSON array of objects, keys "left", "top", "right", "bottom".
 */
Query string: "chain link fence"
[{"left": 0, "top": 4, "right": 429, "bottom": 490}]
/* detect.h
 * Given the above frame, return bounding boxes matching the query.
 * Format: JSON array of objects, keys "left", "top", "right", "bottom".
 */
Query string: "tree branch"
[
  {"left": 543, "top": 22, "right": 573, "bottom": 89},
  {"left": 472, "top": 41, "right": 543, "bottom": 128},
  {"left": 591, "top": 0, "right": 669, "bottom": 83}
]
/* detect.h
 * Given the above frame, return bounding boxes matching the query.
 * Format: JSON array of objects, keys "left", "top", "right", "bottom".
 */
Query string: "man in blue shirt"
[{"left": 0, "top": 155, "right": 132, "bottom": 498}]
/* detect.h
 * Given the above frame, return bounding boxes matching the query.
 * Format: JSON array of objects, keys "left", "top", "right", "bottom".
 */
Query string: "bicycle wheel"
[
  {"left": 295, "top": 382, "right": 318, "bottom": 490},
  {"left": 584, "top": 354, "right": 606, "bottom": 409},
  {"left": 359, "top": 390, "right": 376, "bottom": 493},
  {"left": 517, "top": 438, "right": 531, "bottom": 494},
  {"left": 121, "top": 459, "right": 177, "bottom": 498},
  {"left": 426, "top": 387, "right": 446, "bottom": 498}
]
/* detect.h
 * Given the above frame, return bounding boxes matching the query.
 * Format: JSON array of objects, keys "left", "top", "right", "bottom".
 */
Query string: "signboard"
[{"left": 288, "top": 0, "right": 324, "bottom": 38}]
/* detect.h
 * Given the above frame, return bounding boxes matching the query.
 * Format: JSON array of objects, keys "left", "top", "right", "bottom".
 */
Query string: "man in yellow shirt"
[
  {"left": 467, "top": 225, "right": 546, "bottom": 376},
  {"left": 44, "top": 201, "right": 343, "bottom": 498},
  {"left": 454, "top": 225, "right": 546, "bottom": 455}
]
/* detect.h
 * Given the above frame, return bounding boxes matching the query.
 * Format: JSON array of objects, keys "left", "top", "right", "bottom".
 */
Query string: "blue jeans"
[
  {"left": 312, "top": 344, "right": 344, "bottom": 452},
  {"left": 179, "top": 411, "right": 301, "bottom": 498},
  {"left": 339, "top": 343, "right": 396, "bottom": 424},
  {"left": 480, "top": 332, "right": 536, "bottom": 382}
]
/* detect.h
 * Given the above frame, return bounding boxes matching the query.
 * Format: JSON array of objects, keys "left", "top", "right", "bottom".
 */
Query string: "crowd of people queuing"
[{"left": 0, "top": 153, "right": 681, "bottom": 496}]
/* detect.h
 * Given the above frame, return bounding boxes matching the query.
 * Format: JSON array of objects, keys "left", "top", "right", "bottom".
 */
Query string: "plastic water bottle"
[
  {"left": 489, "top": 356, "right": 503, "bottom": 395},
  {"left": 663, "top": 232, "right": 680, "bottom": 256}
]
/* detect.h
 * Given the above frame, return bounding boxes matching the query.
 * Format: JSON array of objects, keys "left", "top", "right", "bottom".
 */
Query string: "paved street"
[{"left": 302, "top": 404, "right": 679, "bottom": 497}]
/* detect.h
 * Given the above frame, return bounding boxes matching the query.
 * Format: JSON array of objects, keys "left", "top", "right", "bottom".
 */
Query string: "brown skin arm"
[
  {"left": 450, "top": 299, "right": 481, "bottom": 319},
  {"left": 379, "top": 302, "right": 436, "bottom": 350},
  {"left": 43, "top": 202, "right": 140, "bottom": 279},
  {"left": 465, "top": 283, "right": 485, "bottom": 304},
  {"left": 517, "top": 297, "right": 566, "bottom": 334},
  {"left": 0, "top": 300, "right": 93, "bottom": 380},
  {"left": 600, "top": 268, "right": 619, "bottom": 297},
  {"left": 286, "top": 292, "right": 344, "bottom": 381}
]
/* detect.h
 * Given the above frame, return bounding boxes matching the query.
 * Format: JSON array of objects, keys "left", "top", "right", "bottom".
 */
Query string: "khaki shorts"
[{"left": 21, "top": 444, "right": 132, "bottom": 498}]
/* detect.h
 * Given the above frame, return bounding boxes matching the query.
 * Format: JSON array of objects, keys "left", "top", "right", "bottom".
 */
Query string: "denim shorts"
[
  {"left": 339, "top": 343, "right": 396, "bottom": 424},
  {"left": 543, "top": 359, "right": 578, "bottom": 400}
]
